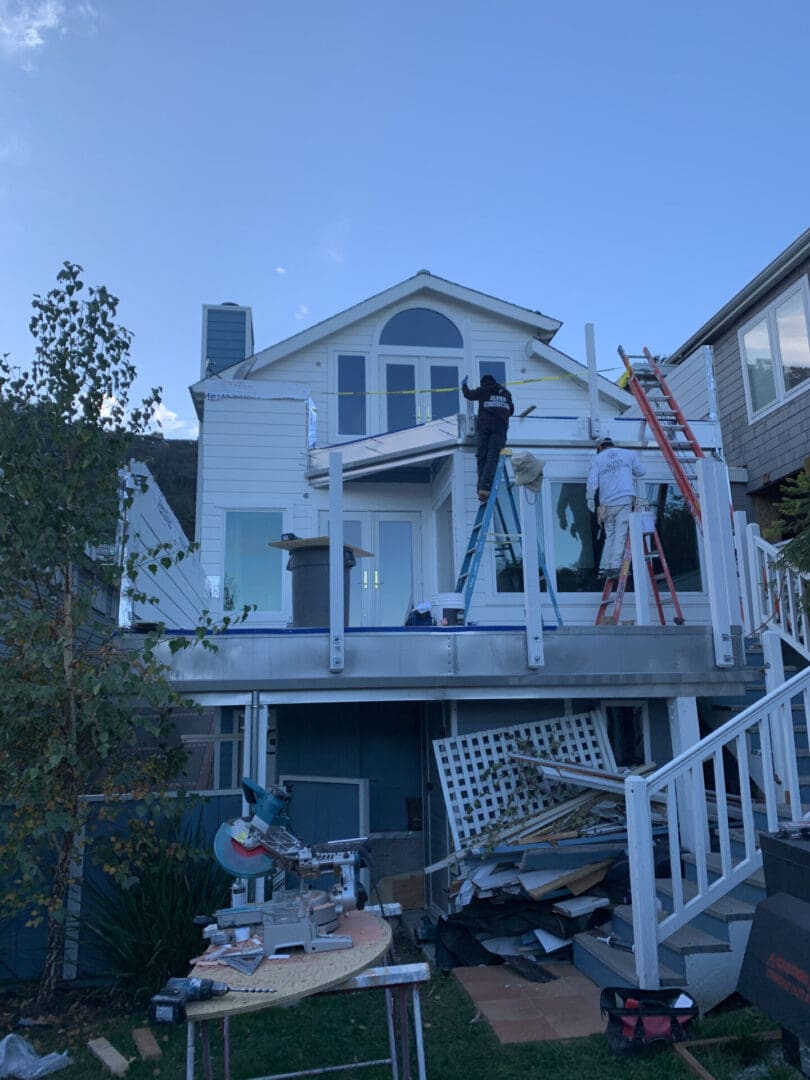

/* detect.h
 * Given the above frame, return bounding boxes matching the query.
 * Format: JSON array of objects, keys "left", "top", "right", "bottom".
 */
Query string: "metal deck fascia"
[{"left": 143, "top": 624, "right": 747, "bottom": 702}]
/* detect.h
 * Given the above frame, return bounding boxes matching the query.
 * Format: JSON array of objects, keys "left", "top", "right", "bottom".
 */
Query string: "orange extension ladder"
[{"left": 618, "top": 346, "right": 705, "bottom": 530}]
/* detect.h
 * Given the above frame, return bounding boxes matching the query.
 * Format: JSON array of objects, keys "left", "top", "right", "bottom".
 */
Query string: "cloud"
[
  {"left": 149, "top": 401, "right": 199, "bottom": 438},
  {"left": 0, "top": 0, "right": 63, "bottom": 60},
  {"left": 294, "top": 303, "right": 309, "bottom": 322},
  {"left": 275, "top": 266, "right": 286, "bottom": 275},
  {"left": 324, "top": 247, "right": 345, "bottom": 265}
]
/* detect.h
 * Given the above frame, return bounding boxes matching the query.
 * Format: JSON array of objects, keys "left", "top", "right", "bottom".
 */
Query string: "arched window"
[{"left": 380, "top": 308, "right": 463, "bottom": 349}]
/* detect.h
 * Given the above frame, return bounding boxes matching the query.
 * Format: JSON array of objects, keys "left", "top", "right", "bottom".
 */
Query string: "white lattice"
[{"left": 433, "top": 711, "right": 615, "bottom": 850}]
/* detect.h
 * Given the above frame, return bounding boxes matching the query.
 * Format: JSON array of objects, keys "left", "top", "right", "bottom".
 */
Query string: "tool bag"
[{"left": 600, "top": 986, "right": 698, "bottom": 1055}]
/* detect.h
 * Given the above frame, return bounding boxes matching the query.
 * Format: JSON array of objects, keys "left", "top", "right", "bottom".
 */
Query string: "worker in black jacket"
[{"left": 461, "top": 374, "right": 515, "bottom": 501}]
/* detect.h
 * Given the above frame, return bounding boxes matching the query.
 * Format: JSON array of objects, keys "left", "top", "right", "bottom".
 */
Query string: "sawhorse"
[{"left": 186, "top": 962, "right": 430, "bottom": 1080}]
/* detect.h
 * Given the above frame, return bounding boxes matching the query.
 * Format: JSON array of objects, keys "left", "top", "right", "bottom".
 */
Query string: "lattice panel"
[{"left": 433, "top": 711, "right": 616, "bottom": 850}]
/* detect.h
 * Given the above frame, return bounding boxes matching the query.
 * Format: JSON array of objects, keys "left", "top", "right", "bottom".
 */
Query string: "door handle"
[
  {"left": 374, "top": 569, "right": 380, "bottom": 589},
  {"left": 362, "top": 570, "right": 369, "bottom": 589}
]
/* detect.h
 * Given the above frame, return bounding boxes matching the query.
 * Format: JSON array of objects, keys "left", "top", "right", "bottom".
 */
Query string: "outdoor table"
[{"left": 184, "top": 909, "right": 428, "bottom": 1079}]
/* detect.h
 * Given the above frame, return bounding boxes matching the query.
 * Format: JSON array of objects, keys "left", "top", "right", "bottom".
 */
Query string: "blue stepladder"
[{"left": 455, "top": 454, "right": 563, "bottom": 626}]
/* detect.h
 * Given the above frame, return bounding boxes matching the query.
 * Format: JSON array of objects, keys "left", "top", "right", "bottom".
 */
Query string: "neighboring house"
[
  {"left": 123, "top": 270, "right": 752, "bottom": 913},
  {"left": 665, "top": 228, "right": 810, "bottom": 529}
]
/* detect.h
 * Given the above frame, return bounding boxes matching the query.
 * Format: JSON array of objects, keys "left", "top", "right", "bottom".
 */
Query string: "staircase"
[{"left": 573, "top": 654, "right": 810, "bottom": 1013}]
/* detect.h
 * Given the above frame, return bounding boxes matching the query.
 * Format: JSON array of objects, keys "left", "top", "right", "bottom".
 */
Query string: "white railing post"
[
  {"left": 746, "top": 523, "right": 765, "bottom": 630},
  {"left": 733, "top": 510, "right": 754, "bottom": 636},
  {"left": 329, "top": 451, "right": 345, "bottom": 673},
  {"left": 667, "top": 697, "right": 707, "bottom": 854},
  {"left": 762, "top": 630, "right": 801, "bottom": 813},
  {"left": 625, "top": 775, "right": 660, "bottom": 989},
  {"left": 697, "top": 458, "right": 738, "bottom": 666},
  {"left": 630, "top": 512, "right": 652, "bottom": 626},
  {"left": 519, "top": 483, "right": 544, "bottom": 668}
]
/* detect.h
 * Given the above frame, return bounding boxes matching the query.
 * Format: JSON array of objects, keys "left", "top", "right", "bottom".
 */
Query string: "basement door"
[{"left": 319, "top": 511, "right": 422, "bottom": 627}]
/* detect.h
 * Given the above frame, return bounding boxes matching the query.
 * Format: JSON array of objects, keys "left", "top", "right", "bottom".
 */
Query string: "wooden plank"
[
  {"left": 673, "top": 1043, "right": 716, "bottom": 1080},
  {"left": 132, "top": 1027, "right": 162, "bottom": 1062},
  {"left": 87, "top": 1037, "right": 129, "bottom": 1076}
]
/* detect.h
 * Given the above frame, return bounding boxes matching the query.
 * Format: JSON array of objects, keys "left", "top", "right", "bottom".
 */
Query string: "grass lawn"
[{"left": 0, "top": 929, "right": 793, "bottom": 1080}]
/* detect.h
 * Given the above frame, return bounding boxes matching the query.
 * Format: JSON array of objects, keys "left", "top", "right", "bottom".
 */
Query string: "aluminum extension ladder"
[
  {"left": 618, "top": 346, "right": 705, "bottom": 529},
  {"left": 455, "top": 453, "right": 563, "bottom": 625},
  {"left": 595, "top": 522, "right": 685, "bottom": 626}
]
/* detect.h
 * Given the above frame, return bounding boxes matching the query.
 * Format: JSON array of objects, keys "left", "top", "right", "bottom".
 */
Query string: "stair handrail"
[
  {"left": 747, "top": 523, "right": 810, "bottom": 660},
  {"left": 625, "top": 663, "right": 810, "bottom": 989}
]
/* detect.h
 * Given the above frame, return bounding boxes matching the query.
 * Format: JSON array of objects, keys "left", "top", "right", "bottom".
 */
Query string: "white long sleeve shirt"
[{"left": 586, "top": 447, "right": 646, "bottom": 506}]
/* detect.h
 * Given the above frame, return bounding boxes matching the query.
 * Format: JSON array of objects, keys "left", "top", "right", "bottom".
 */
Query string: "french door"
[
  {"left": 319, "top": 511, "right": 422, "bottom": 627},
  {"left": 383, "top": 356, "right": 461, "bottom": 431}
]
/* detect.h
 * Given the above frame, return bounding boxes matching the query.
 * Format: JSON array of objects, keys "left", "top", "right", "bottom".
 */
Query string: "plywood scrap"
[
  {"left": 87, "top": 1037, "right": 129, "bottom": 1076},
  {"left": 518, "top": 860, "right": 612, "bottom": 900}
]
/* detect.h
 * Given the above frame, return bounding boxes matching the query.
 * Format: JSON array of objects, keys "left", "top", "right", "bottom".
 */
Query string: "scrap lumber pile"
[{"left": 429, "top": 711, "right": 663, "bottom": 970}]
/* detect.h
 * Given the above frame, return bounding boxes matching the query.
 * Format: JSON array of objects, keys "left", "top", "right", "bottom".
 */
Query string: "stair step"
[
  {"left": 573, "top": 929, "right": 683, "bottom": 989},
  {"left": 612, "top": 904, "right": 730, "bottom": 957},
  {"left": 682, "top": 850, "right": 766, "bottom": 904},
  {"left": 657, "top": 878, "right": 755, "bottom": 925}
]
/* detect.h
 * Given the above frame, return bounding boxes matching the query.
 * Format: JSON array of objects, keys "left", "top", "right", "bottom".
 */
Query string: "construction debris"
[{"left": 428, "top": 711, "right": 666, "bottom": 970}]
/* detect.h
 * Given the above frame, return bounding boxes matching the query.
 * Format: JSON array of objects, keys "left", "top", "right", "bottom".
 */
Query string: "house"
[
  {"left": 117, "top": 272, "right": 760, "bottom": 928},
  {"left": 664, "top": 228, "right": 810, "bottom": 530}
]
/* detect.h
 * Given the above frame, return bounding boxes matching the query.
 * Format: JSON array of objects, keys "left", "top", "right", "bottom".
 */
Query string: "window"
[
  {"left": 478, "top": 359, "right": 506, "bottom": 386},
  {"left": 739, "top": 281, "right": 810, "bottom": 418},
  {"left": 224, "top": 510, "right": 283, "bottom": 610},
  {"left": 380, "top": 308, "right": 463, "bottom": 348},
  {"left": 547, "top": 481, "right": 702, "bottom": 594},
  {"left": 337, "top": 354, "right": 367, "bottom": 435}
]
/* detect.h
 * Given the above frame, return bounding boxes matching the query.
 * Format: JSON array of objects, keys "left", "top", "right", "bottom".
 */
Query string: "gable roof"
[
  {"left": 668, "top": 228, "right": 810, "bottom": 365},
  {"left": 207, "top": 270, "right": 563, "bottom": 384}
]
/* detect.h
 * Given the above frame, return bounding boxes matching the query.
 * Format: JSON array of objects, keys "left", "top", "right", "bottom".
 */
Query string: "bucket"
[
  {"left": 640, "top": 509, "right": 656, "bottom": 534},
  {"left": 431, "top": 592, "right": 465, "bottom": 626}
]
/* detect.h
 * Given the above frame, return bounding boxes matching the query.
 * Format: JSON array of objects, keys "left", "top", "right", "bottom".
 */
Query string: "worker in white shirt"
[{"left": 585, "top": 437, "right": 646, "bottom": 580}]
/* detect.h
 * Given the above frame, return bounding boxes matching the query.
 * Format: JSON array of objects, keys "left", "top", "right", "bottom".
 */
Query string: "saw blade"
[{"left": 213, "top": 822, "right": 275, "bottom": 878}]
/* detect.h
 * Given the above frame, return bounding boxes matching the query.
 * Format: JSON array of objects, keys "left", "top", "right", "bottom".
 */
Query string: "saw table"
[{"left": 184, "top": 910, "right": 428, "bottom": 1079}]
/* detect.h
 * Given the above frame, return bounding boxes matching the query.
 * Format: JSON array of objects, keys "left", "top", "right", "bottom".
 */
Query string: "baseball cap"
[{"left": 596, "top": 437, "right": 614, "bottom": 449}]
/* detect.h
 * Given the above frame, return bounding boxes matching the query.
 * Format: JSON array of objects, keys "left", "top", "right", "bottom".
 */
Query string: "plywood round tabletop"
[{"left": 185, "top": 910, "right": 392, "bottom": 1021}]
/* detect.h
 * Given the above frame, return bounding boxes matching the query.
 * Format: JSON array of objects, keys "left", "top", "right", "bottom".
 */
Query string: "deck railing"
[
  {"left": 625, "top": 663, "right": 810, "bottom": 989},
  {"left": 747, "top": 523, "right": 810, "bottom": 660}
]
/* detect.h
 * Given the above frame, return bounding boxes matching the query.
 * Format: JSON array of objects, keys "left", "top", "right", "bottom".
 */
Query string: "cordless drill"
[{"left": 149, "top": 977, "right": 275, "bottom": 1024}]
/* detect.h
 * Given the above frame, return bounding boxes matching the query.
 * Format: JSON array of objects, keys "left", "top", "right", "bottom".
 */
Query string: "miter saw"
[{"left": 205, "top": 777, "right": 370, "bottom": 958}]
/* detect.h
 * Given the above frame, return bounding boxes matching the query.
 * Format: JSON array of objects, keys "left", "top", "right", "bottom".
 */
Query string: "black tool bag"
[{"left": 600, "top": 986, "right": 698, "bottom": 1055}]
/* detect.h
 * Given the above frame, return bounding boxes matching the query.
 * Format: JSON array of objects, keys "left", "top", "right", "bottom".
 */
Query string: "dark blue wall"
[{"left": 276, "top": 702, "right": 421, "bottom": 833}]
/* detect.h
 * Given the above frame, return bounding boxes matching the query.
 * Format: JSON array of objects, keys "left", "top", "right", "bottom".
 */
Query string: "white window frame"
[
  {"left": 330, "top": 349, "right": 371, "bottom": 442},
  {"left": 221, "top": 506, "right": 288, "bottom": 617},
  {"left": 738, "top": 278, "right": 810, "bottom": 422}
]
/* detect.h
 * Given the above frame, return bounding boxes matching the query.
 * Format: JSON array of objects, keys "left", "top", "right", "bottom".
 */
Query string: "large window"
[
  {"left": 739, "top": 281, "right": 810, "bottom": 419},
  {"left": 547, "top": 481, "right": 702, "bottom": 594},
  {"left": 224, "top": 510, "right": 283, "bottom": 611},
  {"left": 337, "top": 353, "right": 367, "bottom": 436}
]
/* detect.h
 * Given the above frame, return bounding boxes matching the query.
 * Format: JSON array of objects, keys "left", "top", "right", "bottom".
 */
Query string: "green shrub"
[{"left": 82, "top": 801, "right": 232, "bottom": 1000}]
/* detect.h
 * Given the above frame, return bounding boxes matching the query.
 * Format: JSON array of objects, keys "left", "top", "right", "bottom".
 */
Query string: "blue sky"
[{"left": 1, "top": 1, "right": 808, "bottom": 437}]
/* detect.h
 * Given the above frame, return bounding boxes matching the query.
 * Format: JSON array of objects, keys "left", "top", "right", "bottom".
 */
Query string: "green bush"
[{"left": 82, "top": 802, "right": 232, "bottom": 1000}]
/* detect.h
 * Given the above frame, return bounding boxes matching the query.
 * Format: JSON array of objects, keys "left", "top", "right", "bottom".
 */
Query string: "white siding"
[
  {"left": 622, "top": 346, "right": 714, "bottom": 422},
  {"left": 125, "top": 463, "right": 210, "bottom": 629}
]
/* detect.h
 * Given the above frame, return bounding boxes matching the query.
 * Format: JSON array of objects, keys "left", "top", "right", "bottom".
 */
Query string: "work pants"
[
  {"left": 476, "top": 423, "right": 507, "bottom": 493},
  {"left": 600, "top": 502, "right": 632, "bottom": 572}
]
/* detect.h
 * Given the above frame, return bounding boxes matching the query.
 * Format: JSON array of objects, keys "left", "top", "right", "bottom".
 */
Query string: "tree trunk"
[{"left": 36, "top": 829, "right": 75, "bottom": 1004}]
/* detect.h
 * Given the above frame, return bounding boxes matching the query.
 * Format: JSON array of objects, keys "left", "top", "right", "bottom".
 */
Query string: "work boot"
[{"left": 478, "top": 489, "right": 490, "bottom": 503}]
